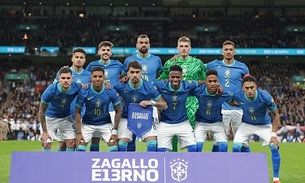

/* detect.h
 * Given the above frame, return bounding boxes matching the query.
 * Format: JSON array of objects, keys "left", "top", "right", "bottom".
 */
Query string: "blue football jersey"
[
  {"left": 123, "top": 54, "right": 163, "bottom": 82},
  {"left": 114, "top": 79, "right": 161, "bottom": 118},
  {"left": 207, "top": 59, "right": 249, "bottom": 110},
  {"left": 190, "top": 85, "right": 232, "bottom": 123},
  {"left": 41, "top": 82, "right": 82, "bottom": 118},
  {"left": 86, "top": 59, "right": 123, "bottom": 84},
  {"left": 86, "top": 59, "right": 123, "bottom": 111},
  {"left": 54, "top": 67, "right": 91, "bottom": 119},
  {"left": 232, "top": 89, "right": 277, "bottom": 125},
  {"left": 154, "top": 80, "right": 198, "bottom": 124},
  {"left": 76, "top": 84, "right": 121, "bottom": 125}
]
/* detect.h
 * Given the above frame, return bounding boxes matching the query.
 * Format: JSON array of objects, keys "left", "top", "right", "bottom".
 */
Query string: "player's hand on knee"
[
  {"left": 109, "top": 134, "right": 118, "bottom": 146},
  {"left": 269, "top": 137, "right": 280, "bottom": 149},
  {"left": 40, "top": 133, "right": 52, "bottom": 148},
  {"left": 76, "top": 133, "right": 85, "bottom": 145}
]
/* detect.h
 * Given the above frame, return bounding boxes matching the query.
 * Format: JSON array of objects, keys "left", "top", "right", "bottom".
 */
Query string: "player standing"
[
  {"left": 122, "top": 34, "right": 163, "bottom": 151},
  {"left": 86, "top": 41, "right": 123, "bottom": 151},
  {"left": 159, "top": 36, "right": 206, "bottom": 152},
  {"left": 207, "top": 40, "right": 250, "bottom": 152}
]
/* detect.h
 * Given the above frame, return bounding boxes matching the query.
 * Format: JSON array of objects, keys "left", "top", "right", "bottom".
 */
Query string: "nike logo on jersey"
[
  {"left": 87, "top": 97, "right": 94, "bottom": 100},
  {"left": 54, "top": 96, "right": 60, "bottom": 99},
  {"left": 240, "top": 102, "right": 246, "bottom": 104},
  {"left": 123, "top": 90, "right": 130, "bottom": 93}
]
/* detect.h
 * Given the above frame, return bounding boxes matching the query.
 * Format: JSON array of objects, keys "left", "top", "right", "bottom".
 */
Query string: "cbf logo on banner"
[
  {"left": 128, "top": 103, "right": 153, "bottom": 136},
  {"left": 10, "top": 152, "right": 270, "bottom": 183}
]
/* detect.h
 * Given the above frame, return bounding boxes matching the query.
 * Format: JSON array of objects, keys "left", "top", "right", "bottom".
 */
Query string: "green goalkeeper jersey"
[{"left": 159, "top": 56, "right": 206, "bottom": 80}]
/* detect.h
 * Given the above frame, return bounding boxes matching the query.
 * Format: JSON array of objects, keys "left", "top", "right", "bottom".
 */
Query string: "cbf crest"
[
  {"left": 95, "top": 99, "right": 102, "bottom": 107},
  {"left": 170, "top": 158, "right": 188, "bottom": 182},
  {"left": 142, "top": 64, "right": 148, "bottom": 73},
  {"left": 104, "top": 69, "right": 109, "bottom": 78}
]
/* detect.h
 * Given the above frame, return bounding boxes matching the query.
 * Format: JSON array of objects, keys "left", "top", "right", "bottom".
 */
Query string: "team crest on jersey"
[
  {"left": 104, "top": 69, "right": 109, "bottom": 78},
  {"left": 132, "top": 95, "right": 138, "bottom": 103},
  {"left": 225, "top": 68, "right": 230, "bottom": 78},
  {"left": 248, "top": 107, "right": 255, "bottom": 114},
  {"left": 206, "top": 100, "right": 212, "bottom": 109},
  {"left": 172, "top": 94, "right": 178, "bottom": 102},
  {"left": 76, "top": 78, "right": 82, "bottom": 84},
  {"left": 170, "top": 158, "right": 188, "bottom": 182},
  {"left": 95, "top": 99, "right": 102, "bottom": 107},
  {"left": 142, "top": 64, "right": 148, "bottom": 73}
]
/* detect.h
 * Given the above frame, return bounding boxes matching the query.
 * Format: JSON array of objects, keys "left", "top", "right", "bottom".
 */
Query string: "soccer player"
[
  {"left": 206, "top": 40, "right": 250, "bottom": 152},
  {"left": 54, "top": 48, "right": 91, "bottom": 152},
  {"left": 86, "top": 41, "right": 124, "bottom": 151},
  {"left": 231, "top": 76, "right": 281, "bottom": 183},
  {"left": 159, "top": 36, "right": 206, "bottom": 152},
  {"left": 190, "top": 69, "right": 231, "bottom": 152},
  {"left": 122, "top": 34, "right": 163, "bottom": 151},
  {"left": 155, "top": 65, "right": 203, "bottom": 152},
  {"left": 114, "top": 61, "right": 167, "bottom": 152},
  {"left": 39, "top": 68, "right": 82, "bottom": 152},
  {"left": 75, "top": 66, "right": 121, "bottom": 152}
]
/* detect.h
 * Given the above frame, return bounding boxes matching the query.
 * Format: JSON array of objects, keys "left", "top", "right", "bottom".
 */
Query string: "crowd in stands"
[
  {"left": 0, "top": 8, "right": 305, "bottom": 48},
  {"left": 0, "top": 58, "right": 304, "bottom": 142}
]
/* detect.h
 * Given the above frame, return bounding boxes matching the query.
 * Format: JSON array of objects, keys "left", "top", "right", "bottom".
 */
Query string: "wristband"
[
  {"left": 271, "top": 132, "right": 277, "bottom": 137},
  {"left": 151, "top": 100, "right": 156, "bottom": 106},
  {"left": 77, "top": 132, "right": 82, "bottom": 134},
  {"left": 112, "top": 129, "right": 118, "bottom": 135}
]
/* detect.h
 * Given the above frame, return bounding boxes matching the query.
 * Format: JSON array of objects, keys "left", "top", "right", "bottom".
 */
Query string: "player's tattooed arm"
[{"left": 38, "top": 103, "right": 48, "bottom": 132}]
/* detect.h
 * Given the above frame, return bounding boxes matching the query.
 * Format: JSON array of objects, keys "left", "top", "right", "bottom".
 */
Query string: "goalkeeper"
[{"left": 158, "top": 36, "right": 206, "bottom": 152}]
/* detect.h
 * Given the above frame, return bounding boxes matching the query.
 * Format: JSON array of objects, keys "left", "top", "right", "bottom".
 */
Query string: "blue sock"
[
  {"left": 146, "top": 140, "right": 157, "bottom": 152},
  {"left": 42, "top": 148, "right": 51, "bottom": 152},
  {"left": 109, "top": 145, "right": 118, "bottom": 152},
  {"left": 118, "top": 141, "right": 128, "bottom": 151},
  {"left": 270, "top": 144, "right": 281, "bottom": 178},
  {"left": 232, "top": 142, "right": 242, "bottom": 152},
  {"left": 57, "top": 147, "right": 65, "bottom": 151},
  {"left": 187, "top": 144, "right": 197, "bottom": 152},
  {"left": 158, "top": 148, "right": 167, "bottom": 152},
  {"left": 77, "top": 145, "right": 87, "bottom": 152},
  {"left": 196, "top": 142, "right": 204, "bottom": 152},
  {"left": 241, "top": 145, "right": 251, "bottom": 152},
  {"left": 212, "top": 144, "right": 219, "bottom": 152},
  {"left": 90, "top": 143, "right": 99, "bottom": 152},
  {"left": 218, "top": 142, "right": 228, "bottom": 152},
  {"left": 66, "top": 147, "right": 75, "bottom": 152},
  {"left": 127, "top": 134, "right": 136, "bottom": 151}
]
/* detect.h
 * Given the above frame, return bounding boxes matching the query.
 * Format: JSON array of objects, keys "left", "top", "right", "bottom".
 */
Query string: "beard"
[{"left": 139, "top": 47, "right": 148, "bottom": 54}]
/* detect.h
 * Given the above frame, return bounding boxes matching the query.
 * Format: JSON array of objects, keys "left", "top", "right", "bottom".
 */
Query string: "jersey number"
[{"left": 95, "top": 109, "right": 101, "bottom": 116}]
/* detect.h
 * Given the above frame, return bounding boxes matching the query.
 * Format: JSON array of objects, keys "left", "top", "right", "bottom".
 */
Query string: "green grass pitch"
[{"left": 0, "top": 141, "right": 304, "bottom": 183}]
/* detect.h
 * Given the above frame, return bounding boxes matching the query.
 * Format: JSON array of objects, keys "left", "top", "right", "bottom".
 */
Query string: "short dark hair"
[
  {"left": 137, "top": 34, "right": 149, "bottom": 43},
  {"left": 222, "top": 40, "right": 235, "bottom": 48},
  {"left": 91, "top": 66, "right": 105, "bottom": 74},
  {"left": 59, "top": 67, "right": 72, "bottom": 75},
  {"left": 169, "top": 65, "right": 183, "bottom": 73},
  {"left": 127, "top": 61, "right": 142, "bottom": 71},
  {"left": 206, "top": 69, "right": 218, "bottom": 77},
  {"left": 98, "top": 41, "right": 114, "bottom": 49},
  {"left": 242, "top": 75, "right": 257, "bottom": 85},
  {"left": 72, "top": 48, "right": 86, "bottom": 55}
]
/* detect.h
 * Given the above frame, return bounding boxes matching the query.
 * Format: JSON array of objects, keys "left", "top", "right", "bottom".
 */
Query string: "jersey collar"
[
  {"left": 136, "top": 53, "right": 151, "bottom": 60},
  {"left": 57, "top": 83, "right": 71, "bottom": 93},
  {"left": 90, "top": 84, "right": 105, "bottom": 94},
  {"left": 128, "top": 79, "right": 143, "bottom": 89},
  {"left": 70, "top": 66, "right": 83, "bottom": 74},
  {"left": 222, "top": 59, "right": 236, "bottom": 66},
  {"left": 168, "top": 81, "right": 182, "bottom": 91},
  {"left": 98, "top": 60, "right": 111, "bottom": 66}
]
